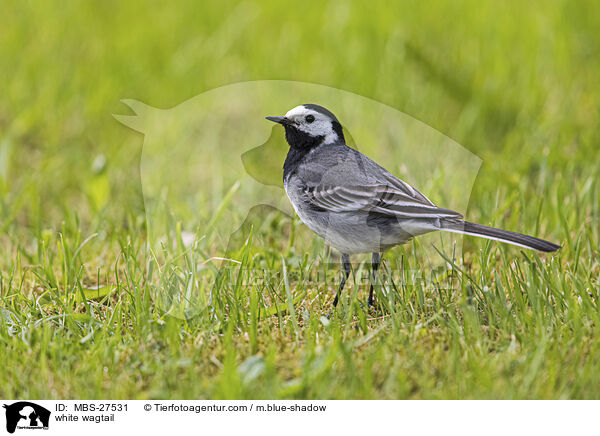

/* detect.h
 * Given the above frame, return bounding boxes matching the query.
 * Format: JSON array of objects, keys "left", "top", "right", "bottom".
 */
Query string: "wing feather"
[{"left": 304, "top": 184, "right": 463, "bottom": 219}]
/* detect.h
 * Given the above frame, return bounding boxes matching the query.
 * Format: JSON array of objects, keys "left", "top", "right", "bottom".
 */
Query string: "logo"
[{"left": 2, "top": 402, "right": 50, "bottom": 434}]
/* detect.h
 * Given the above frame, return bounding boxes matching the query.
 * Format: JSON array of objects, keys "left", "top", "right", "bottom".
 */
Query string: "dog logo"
[
  {"left": 114, "top": 81, "right": 482, "bottom": 317},
  {"left": 3, "top": 402, "right": 50, "bottom": 433}
]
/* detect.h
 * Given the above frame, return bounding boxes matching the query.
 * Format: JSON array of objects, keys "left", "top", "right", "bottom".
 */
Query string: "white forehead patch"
[
  {"left": 284, "top": 105, "right": 339, "bottom": 144},
  {"left": 284, "top": 105, "right": 317, "bottom": 118}
]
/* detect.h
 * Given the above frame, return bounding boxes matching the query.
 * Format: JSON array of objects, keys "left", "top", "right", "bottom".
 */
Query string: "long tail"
[{"left": 440, "top": 219, "right": 561, "bottom": 252}]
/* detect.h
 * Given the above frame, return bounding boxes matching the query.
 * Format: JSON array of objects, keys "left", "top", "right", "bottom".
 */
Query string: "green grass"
[{"left": 1, "top": 0, "right": 599, "bottom": 399}]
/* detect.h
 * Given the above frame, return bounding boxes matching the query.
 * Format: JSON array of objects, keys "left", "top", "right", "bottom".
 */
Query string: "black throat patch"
[
  {"left": 282, "top": 125, "right": 324, "bottom": 181},
  {"left": 284, "top": 124, "right": 324, "bottom": 150}
]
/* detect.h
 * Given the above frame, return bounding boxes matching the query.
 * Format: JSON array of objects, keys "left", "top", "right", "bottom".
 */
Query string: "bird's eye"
[{"left": 305, "top": 115, "right": 315, "bottom": 123}]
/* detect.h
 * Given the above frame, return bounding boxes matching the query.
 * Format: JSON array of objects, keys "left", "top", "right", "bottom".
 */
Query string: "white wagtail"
[{"left": 266, "top": 104, "right": 561, "bottom": 307}]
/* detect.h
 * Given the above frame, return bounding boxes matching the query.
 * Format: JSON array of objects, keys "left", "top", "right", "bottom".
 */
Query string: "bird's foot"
[{"left": 367, "top": 298, "right": 382, "bottom": 316}]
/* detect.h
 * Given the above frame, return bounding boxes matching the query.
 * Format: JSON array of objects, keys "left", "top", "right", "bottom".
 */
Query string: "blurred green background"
[
  {"left": 1, "top": 0, "right": 598, "bottom": 231},
  {"left": 0, "top": 0, "right": 599, "bottom": 399}
]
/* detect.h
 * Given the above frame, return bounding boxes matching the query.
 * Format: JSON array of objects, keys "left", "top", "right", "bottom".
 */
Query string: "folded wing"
[{"left": 304, "top": 183, "right": 463, "bottom": 220}]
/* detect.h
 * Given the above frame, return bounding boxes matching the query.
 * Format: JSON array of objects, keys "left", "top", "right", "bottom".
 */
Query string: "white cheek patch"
[{"left": 297, "top": 120, "right": 338, "bottom": 144}]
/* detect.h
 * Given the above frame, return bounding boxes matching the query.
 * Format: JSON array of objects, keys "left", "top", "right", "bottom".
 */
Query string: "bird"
[{"left": 266, "top": 104, "right": 561, "bottom": 307}]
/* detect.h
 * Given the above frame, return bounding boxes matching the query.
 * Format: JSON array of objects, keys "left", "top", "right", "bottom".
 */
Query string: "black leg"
[
  {"left": 368, "top": 252, "right": 381, "bottom": 307},
  {"left": 333, "top": 253, "right": 351, "bottom": 307}
]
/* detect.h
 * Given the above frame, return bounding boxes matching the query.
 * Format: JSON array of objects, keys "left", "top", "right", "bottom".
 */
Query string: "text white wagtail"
[{"left": 266, "top": 104, "right": 561, "bottom": 307}]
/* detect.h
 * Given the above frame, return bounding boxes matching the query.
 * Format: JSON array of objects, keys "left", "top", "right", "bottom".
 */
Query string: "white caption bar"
[{"left": 0, "top": 400, "right": 597, "bottom": 435}]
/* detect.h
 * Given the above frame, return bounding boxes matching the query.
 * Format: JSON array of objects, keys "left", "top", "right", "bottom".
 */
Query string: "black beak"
[{"left": 265, "top": 116, "right": 289, "bottom": 125}]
